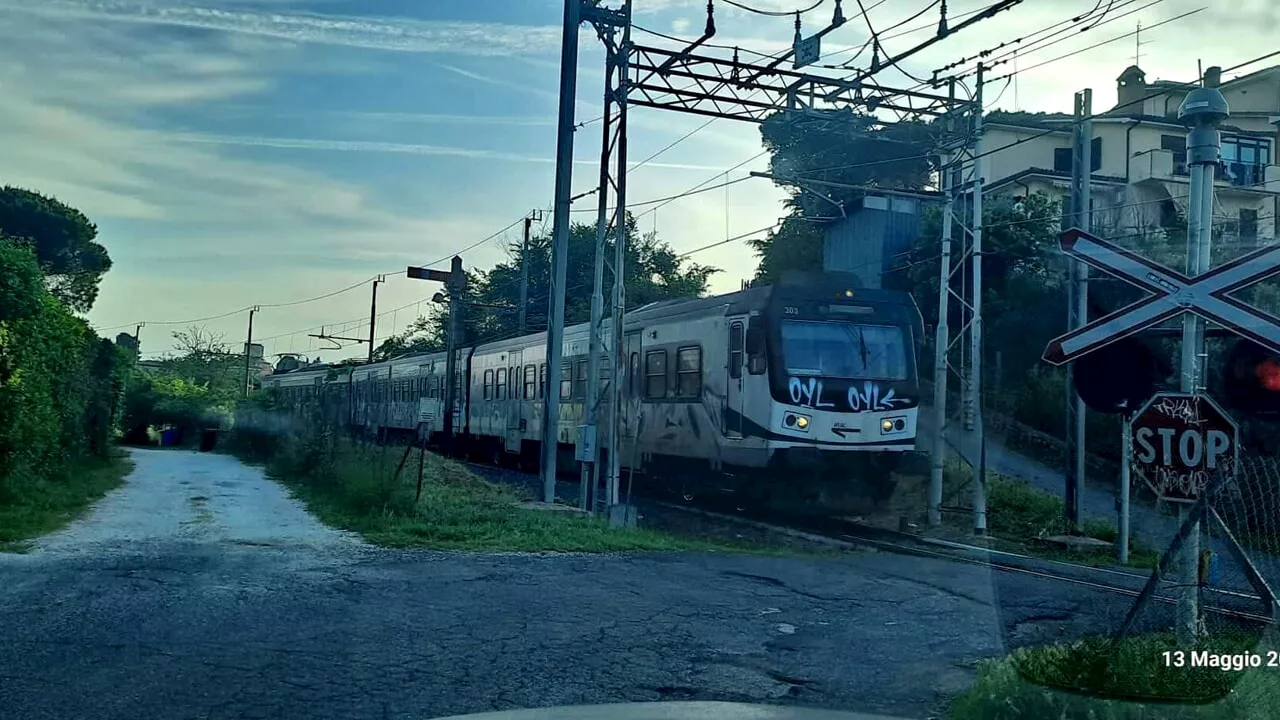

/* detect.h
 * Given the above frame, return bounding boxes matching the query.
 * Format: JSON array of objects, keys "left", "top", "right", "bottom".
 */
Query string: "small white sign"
[{"left": 794, "top": 36, "right": 821, "bottom": 70}]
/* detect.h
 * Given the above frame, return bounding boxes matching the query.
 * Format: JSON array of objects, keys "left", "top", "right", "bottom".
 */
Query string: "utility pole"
[
  {"left": 242, "top": 306, "right": 259, "bottom": 397},
  {"left": 583, "top": 14, "right": 627, "bottom": 511},
  {"left": 606, "top": 13, "right": 631, "bottom": 515},
  {"left": 1175, "top": 65, "right": 1228, "bottom": 645},
  {"left": 368, "top": 276, "right": 384, "bottom": 364},
  {"left": 970, "top": 62, "right": 987, "bottom": 536},
  {"left": 928, "top": 78, "right": 958, "bottom": 528},
  {"left": 1064, "top": 89, "right": 1093, "bottom": 532},
  {"left": 518, "top": 214, "right": 533, "bottom": 334},
  {"left": 541, "top": 0, "right": 583, "bottom": 504}
]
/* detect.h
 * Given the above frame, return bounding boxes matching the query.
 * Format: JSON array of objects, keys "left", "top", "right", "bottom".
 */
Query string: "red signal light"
[{"left": 1258, "top": 358, "right": 1280, "bottom": 392}]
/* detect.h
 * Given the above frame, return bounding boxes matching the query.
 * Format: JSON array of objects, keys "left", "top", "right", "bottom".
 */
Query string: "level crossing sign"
[
  {"left": 1042, "top": 228, "right": 1280, "bottom": 365},
  {"left": 1130, "top": 392, "right": 1238, "bottom": 503}
]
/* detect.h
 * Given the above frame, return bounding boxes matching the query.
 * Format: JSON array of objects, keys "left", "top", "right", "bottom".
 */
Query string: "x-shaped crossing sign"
[{"left": 1042, "top": 228, "right": 1280, "bottom": 366}]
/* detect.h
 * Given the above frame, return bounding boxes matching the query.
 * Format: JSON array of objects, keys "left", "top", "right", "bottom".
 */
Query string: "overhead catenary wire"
[
  {"left": 722, "top": 0, "right": 826, "bottom": 17},
  {"left": 986, "top": 6, "right": 1206, "bottom": 83},
  {"left": 931, "top": 0, "right": 1143, "bottom": 77}
]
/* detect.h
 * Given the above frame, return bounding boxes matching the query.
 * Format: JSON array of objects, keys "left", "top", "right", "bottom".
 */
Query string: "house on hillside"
[{"left": 972, "top": 63, "right": 1280, "bottom": 249}]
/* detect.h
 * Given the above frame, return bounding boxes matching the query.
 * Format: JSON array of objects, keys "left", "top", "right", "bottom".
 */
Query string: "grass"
[
  {"left": 234, "top": 430, "right": 762, "bottom": 554},
  {"left": 950, "top": 632, "right": 1280, "bottom": 719},
  {"left": 0, "top": 452, "right": 134, "bottom": 552},
  {"left": 896, "top": 463, "right": 1162, "bottom": 569}
]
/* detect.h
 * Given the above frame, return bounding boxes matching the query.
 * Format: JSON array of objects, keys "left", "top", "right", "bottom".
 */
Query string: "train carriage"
[{"left": 261, "top": 272, "right": 924, "bottom": 506}]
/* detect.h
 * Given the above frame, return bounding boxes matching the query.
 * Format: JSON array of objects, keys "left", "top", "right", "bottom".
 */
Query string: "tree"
[
  {"left": 749, "top": 110, "right": 939, "bottom": 283},
  {"left": 0, "top": 186, "right": 112, "bottom": 312},
  {"left": 376, "top": 214, "right": 717, "bottom": 359}
]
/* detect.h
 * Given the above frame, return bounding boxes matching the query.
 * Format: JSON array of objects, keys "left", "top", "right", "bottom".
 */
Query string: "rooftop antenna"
[{"left": 1133, "top": 21, "right": 1153, "bottom": 66}]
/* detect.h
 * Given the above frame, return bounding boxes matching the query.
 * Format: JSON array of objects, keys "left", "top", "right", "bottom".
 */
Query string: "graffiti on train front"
[{"left": 788, "top": 377, "right": 913, "bottom": 413}]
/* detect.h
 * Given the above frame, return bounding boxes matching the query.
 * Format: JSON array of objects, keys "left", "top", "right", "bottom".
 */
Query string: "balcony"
[
  {"left": 1129, "top": 149, "right": 1278, "bottom": 194},
  {"left": 1129, "top": 148, "right": 1175, "bottom": 183}
]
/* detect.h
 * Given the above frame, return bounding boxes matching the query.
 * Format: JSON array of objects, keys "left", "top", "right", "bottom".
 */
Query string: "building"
[
  {"left": 822, "top": 192, "right": 933, "bottom": 289},
  {"left": 977, "top": 63, "right": 1280, "bottom": 249}
]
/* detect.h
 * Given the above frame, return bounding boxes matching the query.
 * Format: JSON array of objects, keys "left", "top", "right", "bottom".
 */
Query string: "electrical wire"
[
  {"left": 931, "top": 0, "right": 1139, "bottom": 76},
  {"left": 947, "top": 0, "right": 1169, "bottom": 83},
  {"left": 631, "top": 24, "right": 790, "bottom": 61},
  {"left": 722, "top": 0, "right": 825, "bottom": 17},
  {"left": 986, "top": 6, "right": 1206, "bottom": 83},
  {"left": 849, "top": 0, "right": 944, "bottom": 84}
]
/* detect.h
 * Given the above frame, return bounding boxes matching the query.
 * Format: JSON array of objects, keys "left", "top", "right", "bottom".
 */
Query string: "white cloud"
[{"left": 0, "top": 0, "right": 563, "bottom": 56}]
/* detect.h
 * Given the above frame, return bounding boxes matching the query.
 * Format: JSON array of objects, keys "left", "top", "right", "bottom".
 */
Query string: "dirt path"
[{"left": 25, "top": 447, "right": 365, "bottom": 557}]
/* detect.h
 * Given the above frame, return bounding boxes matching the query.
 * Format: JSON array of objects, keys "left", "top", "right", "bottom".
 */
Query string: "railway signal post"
[
  {"left": 1043, "top": 69, "right": 1257, "bottom": 644},
  {"left": 407, "top": 257, "right": 467, "bottom": 453}
]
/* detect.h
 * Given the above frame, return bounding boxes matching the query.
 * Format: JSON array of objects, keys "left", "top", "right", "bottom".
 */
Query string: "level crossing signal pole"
[{"left": 1173, "top": 67, "right": 1228, "bottom": 644}]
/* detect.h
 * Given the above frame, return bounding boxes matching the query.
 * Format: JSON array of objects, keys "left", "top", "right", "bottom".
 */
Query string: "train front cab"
[{"left": 746, "top": 281, "right": 924, "bottom": 503}]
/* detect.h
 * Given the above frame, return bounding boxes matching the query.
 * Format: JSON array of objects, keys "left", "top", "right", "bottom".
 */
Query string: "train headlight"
[
  {"left": 783, "top": 412, "right": 811, "bottom": 433},
  {"left": 881, "top": 416, "right": 907, "bottom": 435}
]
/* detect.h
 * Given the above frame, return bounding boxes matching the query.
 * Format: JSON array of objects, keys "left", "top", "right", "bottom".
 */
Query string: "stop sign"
[{"left": 1130, "top": 392, "right": 1239, "bottom": 502}]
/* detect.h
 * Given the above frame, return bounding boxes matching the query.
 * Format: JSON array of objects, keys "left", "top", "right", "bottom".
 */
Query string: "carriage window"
[
  {"left": 676, "top": 347, "right": 702, "bottom": 398},
  {"left": 645, "top": 350, "right": 667, "bottom": 399},
  {"left": 496, "top": 368, "right": 508, "bottom": 400},
  {"left": 560, "top": 363, "right": 573, "bottom": 401},
  {"left": 539, "top": 363, "right": 547, "bottom": 400},
  {"left": 574, "top": 360, "right": 588, "bottom": 400},
  {"left": 524, "top": 365, "right": 536, "bottom": 400},
  {"left": 729, "top": 322, "right": 744, "bottom": 380},
  {"left": 629, "top": 352, "right": 640, "bottom": 395},
  {"left": 483, "top": 369, "right": 494, "bottom": 400}
]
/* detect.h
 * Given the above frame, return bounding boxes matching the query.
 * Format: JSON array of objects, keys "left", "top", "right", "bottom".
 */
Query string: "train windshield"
[{"left": 780, "top": 320, "right": 908, "bottom": 380}]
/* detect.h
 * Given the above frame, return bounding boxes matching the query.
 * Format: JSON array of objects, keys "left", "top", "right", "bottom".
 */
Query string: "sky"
[{"left": 2, "top": 0, "right": 1276, "bottom": 361}]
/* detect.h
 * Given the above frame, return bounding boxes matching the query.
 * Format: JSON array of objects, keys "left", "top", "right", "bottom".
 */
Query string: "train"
[{"left": 260, "top": 272, "right": 925, "bottom": 509}]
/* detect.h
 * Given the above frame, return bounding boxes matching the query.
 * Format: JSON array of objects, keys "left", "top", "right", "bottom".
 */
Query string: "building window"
[
  {"left": 729, "top": 322, "right": 744, "bottom": 380},
  {"left": 1054, "top": 139, "right": 1103, "bottom": 173},
  {"left": 1241, "top": 209, "right": 1259, "bottom": 247},
  {"left": 560, "top": 363, "right": 573, "bottom": 401},
  {"left": 524, "top": 365, "right": 536, "bottom": 400},
  {"left": 1222, "top": 136, "right": 1272, "bottom": 187},
  {"left": 496, "top": 368, "right": 507, "bottom": 400},
  {"left": 645, "top": 350, "right": 667, "bottom": 399},
  {"left": 676, "top": 346, "right": 702, "bottom": 399},
  {"left": 483, "top": 369, "right": 493, "bottom": 400},
  {"left": 574, "top": 360, "right": 588, "bottom": 400}
]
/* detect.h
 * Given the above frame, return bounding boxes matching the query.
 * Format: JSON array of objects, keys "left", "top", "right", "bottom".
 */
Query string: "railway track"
[
  {"left": 655, "top": 499, "right": 1275, "bottom": 626},
  {"left": 451, "top": 452, "right": 1273, "bottom": 625}
]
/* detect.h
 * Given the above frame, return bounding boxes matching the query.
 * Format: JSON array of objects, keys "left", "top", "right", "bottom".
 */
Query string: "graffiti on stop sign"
[{"left": 1130, "top": 392, "right": 1238, "bottom": 503}]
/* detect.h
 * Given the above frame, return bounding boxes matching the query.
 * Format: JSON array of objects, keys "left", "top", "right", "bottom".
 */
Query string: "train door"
[
  {"left": 726, "top": 320, "right": 745, "bottom": 437},
  {"left": 506, "top": 349, "right": 523, "bottom": 449},
  {"left": 621, "top": 331, "right": 643, "bottom": 442}
]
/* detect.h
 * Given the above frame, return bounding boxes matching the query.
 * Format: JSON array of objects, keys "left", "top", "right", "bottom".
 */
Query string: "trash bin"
[
  {"left": 160, "top": 427, "right": 181, "bottom": 447},
  {"left": 199, "top": 428, "right": 218, "bottom": 452}
]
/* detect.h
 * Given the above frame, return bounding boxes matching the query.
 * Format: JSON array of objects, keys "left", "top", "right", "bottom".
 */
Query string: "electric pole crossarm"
[{"left": 628, "top": 44, "right": 955, "bottom": 124}]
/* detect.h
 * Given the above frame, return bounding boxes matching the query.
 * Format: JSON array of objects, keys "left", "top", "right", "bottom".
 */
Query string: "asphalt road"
[{"left": 0, "top": 448, "right": 1169, "bottom": 720}]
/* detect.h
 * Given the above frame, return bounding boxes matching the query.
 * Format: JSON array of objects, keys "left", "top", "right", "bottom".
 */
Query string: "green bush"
[{"left": 0, "top": 238, "right": 129, "bottom": 504}]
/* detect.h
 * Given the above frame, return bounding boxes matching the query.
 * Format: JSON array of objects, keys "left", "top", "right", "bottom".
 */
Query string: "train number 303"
[{"left": 783, "top": 306, "right": 800, "bottom": 315}]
